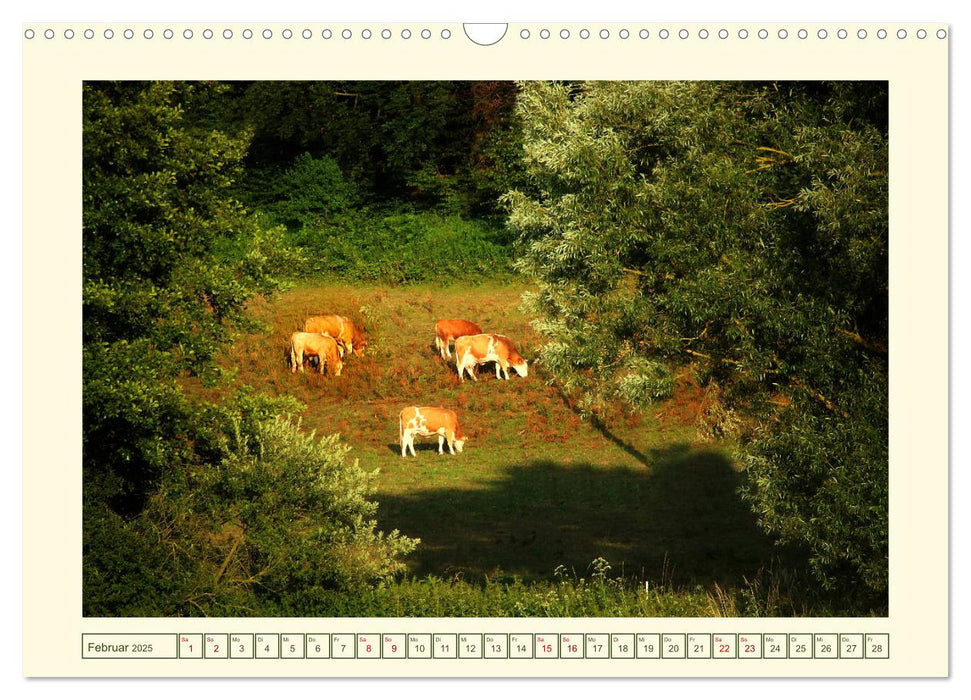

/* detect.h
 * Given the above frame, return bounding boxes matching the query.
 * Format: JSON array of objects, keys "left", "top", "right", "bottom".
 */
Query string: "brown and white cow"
[
  {"left": 434, "top": 318, "right": 483, "bottom": 359},
  {"left": 454, "top": 333, "right": 528, "bottom": 382},
  {"left": 399, "top": 406, "right": 468, "bottom": 457},
  {"left": 289, "top": 332, "right": 344, "bottom": 376},
  {"left": 304, "top": 315, "right": 367, "bottom": 356}
]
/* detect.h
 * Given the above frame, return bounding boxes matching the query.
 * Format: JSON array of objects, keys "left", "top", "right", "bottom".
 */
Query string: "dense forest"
[{"left": 83, "top": 80, "right": 888, "bottom": 616}]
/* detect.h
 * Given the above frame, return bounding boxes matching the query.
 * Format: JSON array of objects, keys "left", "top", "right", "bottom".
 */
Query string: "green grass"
[{"left": 215, "top": 280, "right": 792, "bottom": 601}]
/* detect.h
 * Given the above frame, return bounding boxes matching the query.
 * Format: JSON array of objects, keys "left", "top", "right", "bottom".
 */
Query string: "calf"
[
  {"left": 434, "top": 318, "right": 483, "bottom": 359},
  {"left": 455, "top": 333, "right": 528, "bottom": 382},
  {"left": 289, "top": 332, "right": 344, "bottom": 376},
  {"left": 399, "top": 406, "right": 468, "bottom": 457}
]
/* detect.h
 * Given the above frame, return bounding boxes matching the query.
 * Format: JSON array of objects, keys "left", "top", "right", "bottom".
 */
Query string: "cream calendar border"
[{"left": 22, "top": 23, "right": 948, "bottom": 677}]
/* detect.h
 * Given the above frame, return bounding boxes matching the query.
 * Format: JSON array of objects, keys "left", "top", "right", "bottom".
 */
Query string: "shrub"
[
  {"left": 84, "top": 397, "right": 418, "bottom": 616},
  {"left": 254, "top": 153, "right": 361, "bottom": 229},
  {"left": 290, "top": 210, "right": 515, "bottom": 283}
]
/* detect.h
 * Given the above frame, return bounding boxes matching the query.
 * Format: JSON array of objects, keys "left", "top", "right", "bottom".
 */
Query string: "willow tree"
[{"left": 505, "top": 81, "right": 888, "bottom": 597}]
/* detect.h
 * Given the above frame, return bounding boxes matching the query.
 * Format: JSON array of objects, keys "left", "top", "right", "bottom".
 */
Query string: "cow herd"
[{"left": 286, "top": 314, "right": 529, "bottom": 458}]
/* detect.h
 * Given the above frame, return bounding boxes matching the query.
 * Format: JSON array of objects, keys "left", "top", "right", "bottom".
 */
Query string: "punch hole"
[
  {"left": 184, "top": 29, "right": 193, "bottom": 39},
  {"left": 599, "top": 29, "right": 609, "bottom": 39},
  {"left": 560, "top": 29, "right": 570, "bottom": 39},
  {"left": 718, "top": 29, "right": 728, "bottom": 39},
  {"left": 540, "top": 29, "right": 550, "bottom": 39},
  {"left": 641, "top": 29, "right": 651, "bottom": 39},
  {"left": 837, "top": 29, "right": 848, "bottom": 39},
  {"left": 65, "top": 29, "right": 75, "bottom": 39},
  {"left": 323, "top": 29, "right": 333, "bottom": 39},
  {"left": 896, "top": 29, "right": 907, "bottom": 39},
  {"left": 936, "top": 29, "right": 946, "bottom": 38},
  {"left": 203, "top": 29, "right": 214, "bottom": 40},
  {"left": 441, "top": 29, "right": 451, "bottom": 39},
  {"left": 144, "top": 29, "right": 153, "bottom": 39},
  {"left": 84, "top": 29, "right": 94, "bottom": 39},
  {"left": 758, "top": 28, "right": 768, "bottom": 39},
  {"left": 362, "top": 29, "right": 372, "bottom": 39},
  {"left": 401, "top": 29, "right": 411, "bottom": 39},
  {"left": 797, "top": 29, "right": 808, "bottom": 39},
  {"left": 24, "top": 29, "right": 34, "bottom": 39},
  {"left": 778, "top": 29, "right": 788, "bottom": 39},
  {"left": 163, "top": 29, "right": 174, "bottom": 39},
  {"left": 817, "top": 29, "right": 827, "bottom": 39},
  {"left": 619, "top": 29, "right": 629, "bottom": 39},
  {"left": 857, "top": 29, "right": 867, "bottom": 39},
  {"left": 877, "top": 29, "right": 887, "bottom": 39},
  {"left": 263, "top": 29, "right": 273, "bottom": 39},
  {"left": 381, "top": 29, "right": 391, "bottom": 39},
  {"left": 224, "top": 29, "right": 234, "bottom": 40},
  {"left": 124, "top": 29, "right": 134, "bottom": 39},
  {"left": 421, "top": 29, "right": 431, "bottom": 39},
  {"left": 699, "top": 29, "right": 709, "bottom": 39},
  {"left": 105, "top": 29, "right": 114, "bottom": 39},
  {"left": 579, "top": 29, "right": 589, "bottom": 39},
  {"left": 916, "top": 29, "right": 927, "bottom": 39},
  {"left": 303, "top": 29, "right": 313, "bottom": 39},
  {"left": 680, "top": 29, "right": 689, "bottom": 39},
  {"left": 520, "top": 29, "right": 530, "bottom": 39},
  {"left": 342, "top": 29, "right": 352, "bottom": 39},
  {"left": 738, "top": 29, "right": 748, "bottom": 39},
  {"left": 44, "top": 29, "right": 55, "bottom": 39},
  {"left": 282, "top": 29, "right": 293, "bottom": 39},
  {"left": 242, "top": 29, "right": 252, "bottom": 39}
]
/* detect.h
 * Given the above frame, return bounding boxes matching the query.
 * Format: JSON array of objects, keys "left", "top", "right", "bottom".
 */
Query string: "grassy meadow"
[{"left": 210, "top": 280, "right": 787, "bottom": 599}]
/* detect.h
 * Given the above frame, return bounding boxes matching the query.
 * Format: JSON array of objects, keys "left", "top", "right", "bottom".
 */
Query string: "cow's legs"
[
  {"left": 437, "top": 434, "right": 445, "bottom": 454},
  {"left": 408, "top": 434, "right": 417, "bottom": 457},
  {"left": 401, "top": 436, "right": 408, "bottom": 458},
  {"left": 448, "top": 432, "right": 456, "bottom": 455}
]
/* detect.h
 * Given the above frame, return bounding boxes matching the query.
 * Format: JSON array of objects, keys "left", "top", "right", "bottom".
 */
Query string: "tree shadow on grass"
[{"left": 377, "top": 444, "right": 783, "bottom": 588}]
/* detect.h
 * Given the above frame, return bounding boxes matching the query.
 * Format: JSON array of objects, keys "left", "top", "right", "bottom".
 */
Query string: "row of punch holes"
[{"left": 24, "top": 25, "right": 947, "bottom": 43}]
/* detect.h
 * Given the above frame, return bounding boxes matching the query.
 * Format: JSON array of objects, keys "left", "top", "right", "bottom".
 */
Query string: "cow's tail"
[{"left": 289, "top": 340, "right": 297, "bottom": 372}]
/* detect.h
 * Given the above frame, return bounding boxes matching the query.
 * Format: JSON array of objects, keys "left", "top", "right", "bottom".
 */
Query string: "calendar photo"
[{"left": 81, "top": 78, "right": 889, "bottom": 620}]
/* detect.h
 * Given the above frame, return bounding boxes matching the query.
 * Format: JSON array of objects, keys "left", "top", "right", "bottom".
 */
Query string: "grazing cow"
[
  {"left": 399, "top": 406, "right": 468, "bottom": 457},
  {"left": 434, "top": 318, "right": 483, "bottom": 359},
  {"left": 454, "top": 333, "right": 528, "bottom": 382},
  {"left": 289, "top": 332, "right": 344, "bottom": 376},
  {"left": 304, "top": 315, "right": 367, "bottom": 356}
]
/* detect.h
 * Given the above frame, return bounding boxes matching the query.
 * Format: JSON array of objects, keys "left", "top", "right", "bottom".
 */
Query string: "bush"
[
  {"left": 252, "top": 153, "right": 361, "bottom": 229},
  {"left": 290, "top": 209, "right": 515, "bottom": 283},
  {"left": 84, "top": 396, "right": 418, "bottom": 616}
]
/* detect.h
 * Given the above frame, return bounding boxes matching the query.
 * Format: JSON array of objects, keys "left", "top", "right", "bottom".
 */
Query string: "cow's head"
[
  {"left": 510, "top": 352, "right": 529, "bottom": 378},
  {"left": 454, "top": 435, "right": 467, "bottom": 453},
  {"left": 332, "top": 358, "right": 344, "bottom": 377},
  {"left": 335, "top": 339, "right": 348, "bottom": 359}
]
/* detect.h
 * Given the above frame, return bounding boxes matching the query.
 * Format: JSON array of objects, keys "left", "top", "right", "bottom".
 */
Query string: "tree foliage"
[
  {"left": 82, "top": 82, "right": 415, "bottom": 614},
  {"left": 234, "top": 80, "right": 521, "bottom": 214},
  {"left": 505, "top": 81, "right": 888, "bottom": 595}
]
